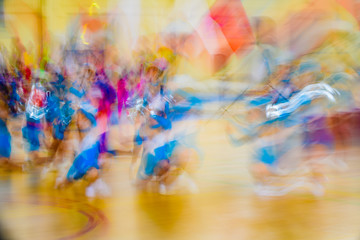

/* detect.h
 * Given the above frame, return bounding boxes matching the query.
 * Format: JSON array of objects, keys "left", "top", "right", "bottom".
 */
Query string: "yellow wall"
[
  {"left": 2, "top": 0, "right": 358, "bottom": 79},
  {"left": 1, "top": 0, "right": 216, "bottom": 55}
]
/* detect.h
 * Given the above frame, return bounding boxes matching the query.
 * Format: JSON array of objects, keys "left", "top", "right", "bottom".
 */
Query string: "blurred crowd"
[
  {"left": 2, "top": 34, "right": 360, "bottom": 198},
  {"left": 1, "top": 34, "right": 360, "bottom": 198},
  {"left": 0, "top": 42, "right": 202, "bottom": 197}
]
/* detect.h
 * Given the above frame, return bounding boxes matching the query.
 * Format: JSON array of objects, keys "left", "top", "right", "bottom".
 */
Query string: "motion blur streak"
[{"left": 0, "top": 0, "right": 359, "bottom": 239}]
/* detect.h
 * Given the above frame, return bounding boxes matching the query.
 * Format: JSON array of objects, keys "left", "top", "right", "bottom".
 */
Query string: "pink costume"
[{"left": 117, "top": 76, "right": 128, "bottom": 116}]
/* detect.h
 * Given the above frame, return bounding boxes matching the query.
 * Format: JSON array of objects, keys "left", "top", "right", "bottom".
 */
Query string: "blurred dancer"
[
  {"left": 131, "top": 66, "right": 201, "bottom": 194},
  {"left": 264, "top": 61, "right": 337, "bottom": 195},
  {"left": 8, "top": 76, "right": 22, "bottom": 116},
  {"left": 22, "top": 77, "right": 47, "bottom": 167},
  {"left": 227, "top": 60, "right": 340, "bottom": 196},
  {"left": 56, "top": 102, "right": 111, "bottom": 197},
  {"left": 0, "top": 98, "right": 13, "bottom": 169},
  {"left": 44, "top": 100, "right": 75, "bottom": 174},
  {"left": 93, "top": 69, "right": 116, "bottom": 155},
  {"left": 117, "top": 70, "right": 128, "bottom": 117}
]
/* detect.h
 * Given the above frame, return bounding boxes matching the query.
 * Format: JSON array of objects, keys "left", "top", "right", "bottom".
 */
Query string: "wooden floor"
[{"left": 0, "top": 114, "right": 360, "bottom": 240}]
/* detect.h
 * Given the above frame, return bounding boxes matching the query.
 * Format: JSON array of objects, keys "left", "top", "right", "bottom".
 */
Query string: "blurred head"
[
  {"left": 77, "top": 110, "right": 92, "bottom": 131},
  {"left": 0, "top": 98, "right": 8, "bottom": 119},
  {"left": 95, "top": 68, "right": 108, "bottom": 83},
  {"left": 146, "top": 66, "right": 163, "bottom": 85},
  {"left": 83, "top": 67, "right": 95, "bottom": 82},
  {"left": 76, "top": 107, "right": 97, "bottom": 130}
]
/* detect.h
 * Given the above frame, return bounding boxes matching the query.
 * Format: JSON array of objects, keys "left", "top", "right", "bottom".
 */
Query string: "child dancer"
[
  {"left": 227, "top": 60, "right": 339, "bottom": 196},
  {"left": 0, "top": 98, "right": 14, "bottom": 169},
  {"left": 132, "top": 87, "right": 201, "bottom": 194},
  {"left": 56, "top": 101, "right": 111, "bottom": 197},
  {"left": 93, "top": 69, "right": 116, "bottom": 155},
  {"left": 22, "top": 80, "right": 47, "bottom": 167}
]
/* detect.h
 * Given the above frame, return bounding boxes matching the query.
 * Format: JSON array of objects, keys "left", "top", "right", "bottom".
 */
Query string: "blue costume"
[
  {"left": 45, "top": 92, "right": 60, "bottom": 124},
  {"left": 9, "top": 81, "right": 21, "bottom": 115},
  {"left": 53, "top": 101, "right": 75, "bottom": 140},
  {"left": 50, "top": 73, "right": 67, "bottom": 100},
  {"left": 66, "top": 103, "right": 99, "bottom": 181},
  {"left": 0, "top": 118, "right": 11, "bottom": 158},
  {"left": 69, "top": 81, "right": 86, "bottom": 99},
  {"left": 136, "top": 90, "right": 201, "bottom": 179},
  {"left": 22, "top": 113, "right": 43, "bottom": 152},
  {"left": 142, "top": 140, "right": 178, "bottom": 177},
  {"left": 67, "top": 140, "right": 101, "bottom": 181}
]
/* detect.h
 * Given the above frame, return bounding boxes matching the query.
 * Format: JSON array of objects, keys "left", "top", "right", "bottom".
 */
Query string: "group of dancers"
[
  {"left": 0, "top": 44, "right": 359, "bottom": 197},
  {"left": 226, "top": 58, "right": 360, "bottom": 196},
  {"left": 0, "top": 50, "right": 202, "bottom": 197}
]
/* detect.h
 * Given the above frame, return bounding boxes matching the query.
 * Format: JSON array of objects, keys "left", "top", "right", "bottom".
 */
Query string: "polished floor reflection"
[{"left": 0, "top": 117, "right": 359, "bottom": 240}]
